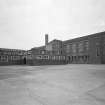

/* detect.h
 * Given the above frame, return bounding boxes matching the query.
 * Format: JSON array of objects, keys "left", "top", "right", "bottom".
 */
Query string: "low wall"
[{"left": 29, "top": 59, "right": 67, "bottom": 66}]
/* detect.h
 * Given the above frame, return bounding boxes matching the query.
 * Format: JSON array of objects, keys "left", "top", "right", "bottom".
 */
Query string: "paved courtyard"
[{"left": 0, "top": 64, "right": 105, "bottom": 105}]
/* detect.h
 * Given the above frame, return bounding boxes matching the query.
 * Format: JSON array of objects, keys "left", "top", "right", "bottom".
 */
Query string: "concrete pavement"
[{"left": 0, "top": 64, "right": 105, "bottom": 105}]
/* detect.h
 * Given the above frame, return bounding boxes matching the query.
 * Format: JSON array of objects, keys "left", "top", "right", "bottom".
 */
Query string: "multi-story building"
[
  {"left": 30, "top": 35, "right": 66, "bottom": 65},
  {"left": 0, "top": 31, "right": 105, "bottom": 65},
  {"left": 63, "top": 31, "right": 105, "bottom": 64},
  {"left": 20, "top": 31, "right": 105, "bottom": 65},
  {"left": 0, "top": 48, "right": 27, "bottom": 65}
]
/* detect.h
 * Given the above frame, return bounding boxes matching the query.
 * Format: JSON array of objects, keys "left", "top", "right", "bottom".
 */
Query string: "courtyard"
[{"left": 0, "top": 64, "right": 105, "bottom": 105}]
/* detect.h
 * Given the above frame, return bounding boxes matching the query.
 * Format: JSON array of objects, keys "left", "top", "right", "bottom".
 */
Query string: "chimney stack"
[{"left": 45, "top": 34, "right": 48, "bottom": 45}]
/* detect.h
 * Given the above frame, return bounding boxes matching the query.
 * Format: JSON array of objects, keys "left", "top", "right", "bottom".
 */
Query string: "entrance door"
[{"left": 23, "top": 57, "right": 26, "bottom": 64}]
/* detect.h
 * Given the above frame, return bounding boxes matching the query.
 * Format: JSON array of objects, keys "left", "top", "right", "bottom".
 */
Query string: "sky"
[{"left": 0, "top": 0, "right": 105, "bottom": 50}]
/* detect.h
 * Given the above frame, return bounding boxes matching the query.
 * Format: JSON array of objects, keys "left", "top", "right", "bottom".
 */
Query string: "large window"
[
  {"left": 43, "top": 55, "right": 49, "bottom": 59},
  {"left": 72, "top": 43, "right": 77, "bottom": 53},
  {"left": 84, "top": 41, "right": 89, "bottom": 51},
  {"left": 65, "top": 44, "right": 72, "bottom": 53},
  {"left": 95, "top": 37, "right": 100, "bottom": 57},
  {"left": 78, "top": 41, "right": 84, "bottom": 53},
  {"left": 0, "top": 56, "right": 8, "bottom": 62},
  {"left": 66, "top": 45, "right": 70, "bottom": 53},
  {"left": 96, "top": 47, "right": 100, "bottom": 56}
]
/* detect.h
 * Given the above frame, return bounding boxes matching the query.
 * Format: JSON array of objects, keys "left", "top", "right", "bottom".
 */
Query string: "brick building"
[
  {"left": 30, "top": 31, "right": 105, "bottom": 65},
  {"left": 0, "top": 48, "right": 27, "bottom": 65},
  {"left": 0, "top": 31, "right": 105, "bottom": 65},
  {"left": 19, "top": 31, "right": 105, "bottom": 65},
  {"left": 63, "top": 31, "right": 105, "bottom": 64},
  {"left": 30, "top": 37, "right": 66, "bottom": 65}
]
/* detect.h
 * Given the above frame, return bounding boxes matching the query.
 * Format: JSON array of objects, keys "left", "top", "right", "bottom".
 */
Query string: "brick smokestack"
[{"left": 45, "top": 34, "right": 48, "bottom": 45}]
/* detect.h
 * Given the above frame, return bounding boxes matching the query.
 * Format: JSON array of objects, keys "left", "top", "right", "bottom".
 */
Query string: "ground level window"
[
  {"left": 0, "top": 56, "right": 8, "bottom": 62},
  {"left": 74, "top": 56, "right": 76, "bottom": 61},
  {"left": 36, "top": 55, "right": 42, "bottom": 59},
  {"left": 68, "top": 56, "right": 70, "bottom": 61}
]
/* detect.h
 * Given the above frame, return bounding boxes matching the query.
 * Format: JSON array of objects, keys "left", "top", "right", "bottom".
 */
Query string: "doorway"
[{"left": 23, "top": 57, "right": 26, "bottom": 64}]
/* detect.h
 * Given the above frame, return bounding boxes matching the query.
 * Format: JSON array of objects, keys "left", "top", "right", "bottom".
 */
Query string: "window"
[
  {"left": 72, "top": 43, "right": 77, "bottom": 53},
  {"left": 54, "top": 56, "right": 56, "bottom": 60},
  {"left": 56, "top": 56, "right": 59, "bottom": 60},
  {"left": 11, "top": 56, "right": 13, "bottom": 60},
  {"left": 36, "top": 55, "right": 42, "bottom": 59},
  {"left": 84, "top": 55, "right": 88, "bottom": 62},
  {"left": 63, "top": 56, "right": 65, "bottom": 60},
  {"left": 54, "top": 56, "right": 57, "bottom": 60},
  {"left": 0, "top": 56, "right": 8, "bottom": 62},
  {"left": 0, "top": 56, "right": 1, "bottom": 61},
  {"left": 68, "top": 56, "right": 70, "bottom": 61},
  {"left": 74, "top": 56, "right": 76, "bottom": 61},
  {"left": 78, "top": 41, "right": 84, "bottom": 53},
  {"left": 96, "top": 47, "right": 100, "bottom": 56},
  {"left": 85, "top": 41, "right": 89, "bottom": 51},
  {"left": 66, "top": 44, "right": 72, "bottom": 53},
  {"left": 58, "top": 56, "right": 61, "bottom": 60},
  {"left": 41, "top": 51, "right": 45, "bottom": 54},
  {"left": 61, "top": 51, "right": 62, "bottom": 55},
  {"left": 43, "top": 55, "right": 49, "bottom": 59},
  {"left": 60, "top": 56, "right": 62, "bottom": 60},
  {"left": 72, "top": 56, "right": 74, "bottom": 61},
  {"left": 52, "top": 56, "right": 55, "bottom": 60}
]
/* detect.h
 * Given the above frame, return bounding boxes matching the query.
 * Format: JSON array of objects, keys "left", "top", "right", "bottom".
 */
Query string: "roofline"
[
  {"left": 63, "top": 31, "right": 105, "bottom": 44},
  {"left": 0, "top": 48, "right": 26, "bottom": 51}
]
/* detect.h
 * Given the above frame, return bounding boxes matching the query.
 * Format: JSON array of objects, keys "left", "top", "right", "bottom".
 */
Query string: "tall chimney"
[{"left": 45, "top": 34, "right": 48, "bottom": 45}]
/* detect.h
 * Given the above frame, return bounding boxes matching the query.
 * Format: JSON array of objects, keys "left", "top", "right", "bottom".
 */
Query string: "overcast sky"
[{"left": 0, "top": 0, "right": 105, "bottom": 50}]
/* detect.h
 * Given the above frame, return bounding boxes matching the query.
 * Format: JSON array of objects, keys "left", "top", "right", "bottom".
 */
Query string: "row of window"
[
  {"left": 0, "top": 51, "right": 25, "bottom": 55},
  {"left": 0, "top": 55, "right": 22, "bottom": 62},
  {"left": 36, "top": 55, "right": 66, "bottom": 60},
  {"left": 40, "top": 50, "right": 63, "bottom": 55},
  {"left": 65, "top": 40, "right": 89, "bottom": 54},
  {"left": 0, "top": 56, "right": 8, "bottom": 62},
  {"left": 52, "top": 44, "right": 62, "bottom": 49},
  {"left": 51, "top": 51, "right": 63, "bottom": 55},
  {"left": 67, "top": 55, "right": 89, "bottom": 62}
]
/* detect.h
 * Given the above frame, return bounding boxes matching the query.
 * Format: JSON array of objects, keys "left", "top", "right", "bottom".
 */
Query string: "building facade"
[
  {"left": 63, "top": 31, "right": 105, "bottom": 64},
  {"left": 0, "top": 48, "right": 27, "bottom": 65},
  {"left": 30, "top": 31, "right": 105, "bottom": 65},
  {"left": 0, "top": 31, "right": 105, "bottom": 65},
  {"left": 30, "top": 39, "right": 66, "bottom": 65}
]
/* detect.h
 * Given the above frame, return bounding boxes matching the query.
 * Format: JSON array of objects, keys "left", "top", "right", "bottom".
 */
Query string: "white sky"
[{"left": 0, "top": 0, "right": 105, "bottom": 50}]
